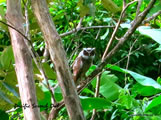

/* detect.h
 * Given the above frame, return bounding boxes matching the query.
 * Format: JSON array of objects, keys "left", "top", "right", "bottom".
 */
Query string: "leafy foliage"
[{"left": 0, "top": 0, "right": 161, "bottom": 120}]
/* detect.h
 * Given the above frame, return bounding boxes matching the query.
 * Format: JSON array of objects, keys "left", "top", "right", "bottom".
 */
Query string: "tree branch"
[
  {"left": 102, "top": 0, "right": 138, "bottom": 60},
  {"left": 60, "top": 25, "right": 114, "bottom": 37},
  {"left": 0, "top": 20, "right": 56, "bottom": 106},
  {"left": 142, "top": 10, "right": 161, "bottom": 24},
  {"left": 78, "top": 0, "right": 156, "bottom": 97},
  {"left": 136, "top": 0, "right": 142, "bottom": 16}
]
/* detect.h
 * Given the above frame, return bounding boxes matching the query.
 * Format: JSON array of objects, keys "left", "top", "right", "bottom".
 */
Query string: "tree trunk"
[
  {"left": 31, "top": 0, "right": 85, "bottom": 120},
  {"left": 6, "top": 0, "right": 41, "bottom": 120}
]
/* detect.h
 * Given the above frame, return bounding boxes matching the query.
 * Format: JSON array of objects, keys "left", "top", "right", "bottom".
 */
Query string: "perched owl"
[{"left": 73, "top": 48, "right": 95, "bottom": 85}]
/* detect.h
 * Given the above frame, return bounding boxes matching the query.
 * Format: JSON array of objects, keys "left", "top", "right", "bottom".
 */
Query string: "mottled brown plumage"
[{"left": 73, "top": 48, "right": 95, "bottom": 85}]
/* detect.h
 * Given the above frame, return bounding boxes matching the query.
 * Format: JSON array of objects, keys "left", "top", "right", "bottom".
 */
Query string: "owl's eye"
[
  {"left": 83, "top": 50, "right": 89, "bottom": 56},
  {"left": 90, "top": 50, "right": 95, "bottom": 56}
]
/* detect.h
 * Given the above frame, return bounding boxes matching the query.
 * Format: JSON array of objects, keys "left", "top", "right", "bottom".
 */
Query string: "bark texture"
[
  {"left": 31, "top": 0, "right": 85, "bottom": 120},
  {"left": 6, "top": 0, "right": 41, "bottom": 120}
]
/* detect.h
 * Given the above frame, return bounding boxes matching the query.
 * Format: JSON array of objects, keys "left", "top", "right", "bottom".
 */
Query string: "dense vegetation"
[{"left": 0, "top": 0, "right": 161, "bottom": 119}]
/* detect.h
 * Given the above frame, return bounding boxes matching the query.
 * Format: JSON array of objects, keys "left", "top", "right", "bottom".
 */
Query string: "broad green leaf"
[
  {"left": 86, "top": 65, "right": 97, "bottom": 76},
  {"left": 33, "top": 62, "right": 56, "bottom": 81},
  {"left": 92, "top": 71, "right": 121, "bottom": 101},
  {"left": 120, "top": 23, "right": 131, "bottom": 29},
  {"left": 42, "top": 63, "right": 56, "bottom": 80},
  {"left": 0, "top": 0, "right": 5, "bottom": 3},
  {"left": 2, "top": 82, "right": 19, "bottom": 98},
  {"left": 38, "top": 91, "right": 51, "bottom": 111},
  {"left": 80, "top": 97, "right": 111, "bottom": 110},
  {"left": 155, "top": 45, "right": 161, "bottom": 51},
  {"left": 0, "top": 90, "right": 13, "bottom": 104},
  {"left": 77, "top": 0, "right": 89, "bottom": 17},
  {"left": 101, "top": 0, "right": 120, "bottom": 13},
  {"left": 36, "top": 85, "right": 45, "bottom": 101},
  {"left": 53, "top": 85, "right": 63, "bottom": 102},
  {"left": 117, "top": 94, "right": 133, "bottom": 109},
  {"left": 107, "top": 65, "right": 161, "bottom": 90},
  {"left": 145, "top": 95, "right": 161, "bottom": 112},
  {"left": 132, "top": 83, "right": 161, "bottom": 96},
  {"left": 100, "top": 82, "right": 121, "bottom": 101},
  {"left": 106, "top": 64, "right": 126, "bottom": 73},
  {"left": 0, "top": 6, "right": 5, "bottom": 18},
  {"left": 4, "top": 71, "right": 17, "bottom": 86},
  {"left": 0, "top": 46, "right": 14, "bottom": 70},
  {"left": 123, "top": 69, "right": 161, "bottom": 90},
  {"left": 138, "top": 26, "right": 161, "bottom": 44},
  {"left": 82, "top": 88, "right": 94, "bottom": 95},
  {"left": 157, "top": 77, "right": 161, "bottom": 85}
]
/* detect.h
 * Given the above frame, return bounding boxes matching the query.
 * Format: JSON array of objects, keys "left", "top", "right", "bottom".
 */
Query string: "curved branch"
[{"left": 60, "top": 25, "right": 114, "bottom": 37}]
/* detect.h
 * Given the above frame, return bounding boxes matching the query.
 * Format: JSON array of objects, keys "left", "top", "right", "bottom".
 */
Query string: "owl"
[{"left": 72, "top": 48, "right": 95, "bottom": 85}]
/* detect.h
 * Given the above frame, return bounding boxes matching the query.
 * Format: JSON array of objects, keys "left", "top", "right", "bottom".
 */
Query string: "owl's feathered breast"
[{"left": 73, "top": 55, "right": 92, "bottom": 84}]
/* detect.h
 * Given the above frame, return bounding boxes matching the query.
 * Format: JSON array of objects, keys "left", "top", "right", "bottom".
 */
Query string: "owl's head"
[{"left": 79, "top": 48, "right": 95, "bottom": 59}]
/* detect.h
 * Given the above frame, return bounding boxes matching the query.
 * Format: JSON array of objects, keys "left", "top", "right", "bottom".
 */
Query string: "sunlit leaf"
[
  {"left": 80, "top": 97, "right": 111, "bottom": 110},
  {"left": 0, "top": 90, "right": 13, "bottom": 104},
  {"left": 0, "top": 0, "right": 5, "bottom": 3},
  {"left": 77, "top": 0, "right": 90, "bottom": 17},
  {"left": 132, "top": 83, "right": 161, "bottom": 96},
  {"left": 101, "top": 0, "right": 120, "bottom": 13},
  {"left": 0, "top": 46, "right": 14, "bottom": 70},
  {"left": 123, "top": 69, "right": 161, "bottom": 90},
  {"left": 145, "top": 95, "right": 161, "bottom": 112},
  {"left": 92, "top": 71, "right": 122, "bottom": 101},
  {"left": 2, "top": 82, "right": 19, "bottom": 98},
  {"left": 138, "top": 26, "right": 161, "bottom": 44}
]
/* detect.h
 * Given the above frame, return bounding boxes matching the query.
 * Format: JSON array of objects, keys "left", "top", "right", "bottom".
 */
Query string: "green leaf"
[
  {"left": 86, "top": 65, "right": 97, "bottom": 76},
  {"left": 117, "top": 93, "right": 133, "bottom": 109},
  {"left": 106, "top": 64, "right": 126, "bottom": 73},
  {"left": 42, "top": 63, "right": 56, "bottom": 80},
  {"left": 0, "top": 46, "right": 14, "bottom": 70},
  {"left": 145, "top": 95, "right": 161, "bottom": 112},
  {"left": 33, "top": 62, "right": 56, "bottom": 81},
  {"left": 82, "top": 88, "right": 94, "bottom": 95},
  {"left": 77, "top": 0, "right": 90, "bottom": 17},
  {"left": 80, "top": 97, "right": 111, "bottom": 110},
  {"left": 0, "top": 89, "right": 13, "bottom": 104},
  {"left": 138, "top": 26, "right": 161, "bottom": 44},
  {"left": 2, "top": 82, "right": 19, "bottom": 98},
  {"left": 123, "top": 69, "right": 161, "bottom": 90},
  {"left": 100, "top": 28, "right": 109, "bottom": 40},
  {"left": 155, "top": 45, "right": 161, "bottom": 51},
  {"left": 120, "top": 23, "right": 131, "bottom": 29},
  {"left": 132, "top": 83, "right": 161, "bottom": 96},
  {"left": 0, "top": 0, "right": 5, "bottom": 3},
  {"left": 101, "top": 0, "right": 120, "bottom": 13},
  {"left": 0, "top": 6, "right": 5, "bottom": 18},
  {"left": 92, "top": 71, "right": 122, "bottom": 101}
]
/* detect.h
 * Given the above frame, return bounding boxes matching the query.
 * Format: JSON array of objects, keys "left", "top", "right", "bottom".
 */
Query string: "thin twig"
[
  {"left": 142, "top": 10, "right": 161, "bottom": 24},
  {"left": 136, "top": 0, "right": 142, "bottom": 16},
  {"left": 23, "top": 0, "right": 30, "bottom": 38},
  {"left": 90, "top": 75, "right": 101, "bottom": 120},
  {"left": 125, "top": 38, "right": 138, "bottom": 84},
  {"left": 60, "top": 25, "right": 114, "bottom": 37},
  {"left": 95, "top": 28, "right": 101, "bottom": 40},
  {"left": 42, "top": 42, "right": 49, "bottom": 63},
  {"left": 102, "top": 0, "right": 138, "bottom": 60},
  {"left": 29, "top": 0, "right": 156, "bottom": 119},
  {"left": 91, "top": 1, "right": 138, "bottom": 119}
]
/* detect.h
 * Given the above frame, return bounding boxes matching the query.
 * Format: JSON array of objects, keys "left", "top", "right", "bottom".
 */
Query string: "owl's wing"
[{"left": 72, "top": 56, "right": 82, "bottom": 83}]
